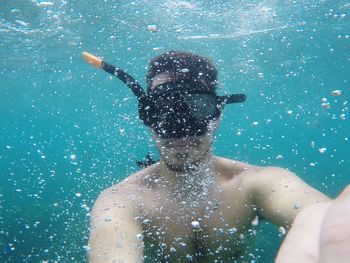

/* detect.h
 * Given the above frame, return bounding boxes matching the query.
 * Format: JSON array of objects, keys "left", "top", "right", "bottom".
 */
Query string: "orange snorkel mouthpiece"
[{"left": 82, "top": 52, "right": 103, "bottom": 69}]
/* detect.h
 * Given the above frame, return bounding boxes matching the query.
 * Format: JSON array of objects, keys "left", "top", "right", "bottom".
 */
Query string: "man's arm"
[
  {"left": 276, "top": 185, "right": 350, "bottom": 263},
  {"left": 243, "top": 167, "right": 331, "bottom": 227},
  {"left": 88, "top": 186, "right": 143, "bottom": 263}
]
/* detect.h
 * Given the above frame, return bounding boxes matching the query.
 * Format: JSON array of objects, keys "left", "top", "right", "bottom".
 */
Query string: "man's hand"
[
  {"left": 276, "top": 185, "right": 350, "bottom": 263},
  {"left": 319, "top": 185, "right": 350, "bottom": 263}
]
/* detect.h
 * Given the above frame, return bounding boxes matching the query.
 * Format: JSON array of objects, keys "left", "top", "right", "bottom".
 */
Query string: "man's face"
[{"left": 150, "top": 73, "right": 218, "bottom": 172}]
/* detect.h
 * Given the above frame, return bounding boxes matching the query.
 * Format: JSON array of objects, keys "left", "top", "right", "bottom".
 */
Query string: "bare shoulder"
[
  {"left": 89, "top": 173, "right": 145, "bottom": 263},
  {"left": 254, "top": 166, "right": 297, "bottom": 176},
  {"left": 239, "top": 165, "right": 303, "bottom": 189},
  {"left": 214, "top": 156, "right": 264, "bottom": 180},
  {"left": 90, "top": 183, "right": 132, "bottom": 219},
  {"left": 214, "top": 156, "right": 304, "bottom": 191},
  {"left": 243, "top": 164, "right": 300, "bottom": 179},
  {"left": 91, "top": 165, "right": 157, "bottom": 214}
]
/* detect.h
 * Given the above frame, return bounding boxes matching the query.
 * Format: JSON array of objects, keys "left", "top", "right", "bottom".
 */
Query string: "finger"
[{"left": 319, "top": 191, "right": 350, "bottom": 263}]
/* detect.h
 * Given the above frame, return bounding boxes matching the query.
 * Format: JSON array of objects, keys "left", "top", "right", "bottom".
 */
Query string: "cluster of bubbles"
[{"left": 320, "top": 89, "right": 347, "bottom": 120}]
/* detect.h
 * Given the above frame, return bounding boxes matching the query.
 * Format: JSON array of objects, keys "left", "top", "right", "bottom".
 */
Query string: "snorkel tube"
[
  {"left": 82, "top": 52, "right": 157, "bottom": 167},
  {"left": 82, "top": 52, "right": 146, "bottom": 99},
  {"left": 82, "top": 51, "right": 246, "bottom": 105}
]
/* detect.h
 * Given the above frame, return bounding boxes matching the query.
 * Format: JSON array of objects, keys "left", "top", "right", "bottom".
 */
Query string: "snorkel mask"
[{"left": 82, "top": 52, "right": 246, "bottom": 139}]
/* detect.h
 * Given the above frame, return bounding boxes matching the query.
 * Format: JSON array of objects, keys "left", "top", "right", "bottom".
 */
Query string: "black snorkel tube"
[
  {"left": 82, "top": 52, "right": 146, "bottom": 100},
  {"left": 83, "top": 52, "right": 158, "bottom": 168},
  {"left": 82, "top": 52, "right": 246, "bottom": 105}
]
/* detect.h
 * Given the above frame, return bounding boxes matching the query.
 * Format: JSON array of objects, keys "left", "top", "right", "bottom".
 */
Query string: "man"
[{"left": 86, "top": 51, "right": 346, "bottom": 262}]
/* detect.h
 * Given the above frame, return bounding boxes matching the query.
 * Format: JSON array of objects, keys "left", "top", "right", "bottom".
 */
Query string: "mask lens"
[
  {"left": 153, "top": 94, "right": 180, "bottom": 117},
  {"left": 151, "top": 92, "right": 218, "bottom": 120},
  {"left": 152, "top": 92, "right": 217, "bottom": 120},
  {"left": 141, "top": 90, "right": 220, "bottom": 138},
  {"left": 183, "top": 93, "right": 217, "bottom": 120}
]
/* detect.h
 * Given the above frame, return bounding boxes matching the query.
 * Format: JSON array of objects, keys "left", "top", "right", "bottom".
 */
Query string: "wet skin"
[{"left": 88, "top": 133, "right": 330, "bottom": 263}]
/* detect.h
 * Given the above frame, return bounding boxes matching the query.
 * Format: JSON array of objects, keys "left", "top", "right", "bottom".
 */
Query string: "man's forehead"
[{"left": 151, "top": 73, "right": 172, "bottom": 89}]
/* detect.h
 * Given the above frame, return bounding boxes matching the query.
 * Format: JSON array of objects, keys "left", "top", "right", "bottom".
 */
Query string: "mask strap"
[{"left": 219, "top": 94, "right": 246, "bottom": 105}]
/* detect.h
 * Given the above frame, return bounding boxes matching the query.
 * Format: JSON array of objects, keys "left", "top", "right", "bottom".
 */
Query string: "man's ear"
[
  {"left": 150, "top": 129, "right": 157, "bottom": 139},
  {"left": 150, "top": 129, "right": 162, "bottom": 144},
  {"left": 215, "top": 116, "right": 222, "bottom": 129},
  {"left": 209, "top": 116, "right": 222, "bottom": 130}
]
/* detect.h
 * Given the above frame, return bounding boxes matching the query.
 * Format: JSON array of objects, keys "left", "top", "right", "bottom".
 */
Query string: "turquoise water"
[{"left": 1, "top": 0, "right": 349, "bottom": 262}]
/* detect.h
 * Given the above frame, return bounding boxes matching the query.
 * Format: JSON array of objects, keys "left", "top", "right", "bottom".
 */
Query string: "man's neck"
[{"left": 157, "top": 152, "right": 217, "bottom": 201}]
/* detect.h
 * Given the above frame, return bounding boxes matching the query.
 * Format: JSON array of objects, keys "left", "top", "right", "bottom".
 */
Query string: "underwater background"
[{"left": 1, "top": 0, "right": 349, "bottom": 262}]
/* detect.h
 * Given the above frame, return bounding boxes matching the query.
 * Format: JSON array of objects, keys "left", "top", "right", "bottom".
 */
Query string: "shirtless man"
[{"left": 85, "top": 51, "right": 347, "bottom": 262}]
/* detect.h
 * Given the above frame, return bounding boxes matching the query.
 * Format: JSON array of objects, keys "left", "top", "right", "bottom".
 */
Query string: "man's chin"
[
  {"left": 164, "top": 157, "right": 204, "bottom": 173},
  {"left": 163, "top": 155, "right": 187, "bottom": 172},
  {"left": 164, "top": 161, "right": 186, "bottom": 173}
]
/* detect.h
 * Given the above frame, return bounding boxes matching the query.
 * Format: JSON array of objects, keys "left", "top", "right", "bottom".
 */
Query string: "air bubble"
[
  {"left": 179, "top": 242, "right": 187, "bottom": 248},
  {"left": 279, "top": 226, "right": 286, "bottom": 235},
  {"left": 142, "top": 219, "right": 150, "bottom": 225},
  {"left": 228, "top": 227, "right": 237, "bottom": 235},
  {"left": 332, "top": 90, "right": 342, "bottom": 96},
  {"left": 83, "top": 245, "right": 90, "bottom": 253},
  {"left": 321, "top": 102, "right": 331, "bottom": 109},
  {"left": 36, "top": 1, "right": 54, "bottom": 7},
  {"left": 276, "top": 155, "right": 284, "bottom": 160},
  {"left": 251, "top": 217, "right": 259, "bottom": 226},
  {"left": 191, "top": 220, "right": 202, "bottom": 232},
  {"left": 319, "top": 148, "right": 327, "bottom": 154},
  {"left": 147, "top": 24, "right": 158, "bottom": 33}
]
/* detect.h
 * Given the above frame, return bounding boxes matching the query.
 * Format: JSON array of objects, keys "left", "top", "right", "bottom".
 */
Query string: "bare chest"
[{"left": 140, "top": 187, "right": 256, "bottom": 261}]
